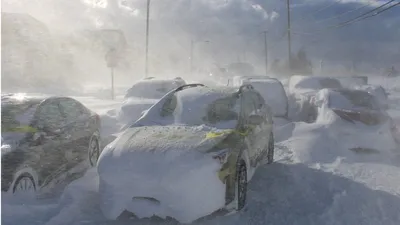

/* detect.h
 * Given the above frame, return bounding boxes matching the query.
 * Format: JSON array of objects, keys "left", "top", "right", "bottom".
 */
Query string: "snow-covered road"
[{"left": 3, "top": 77, "right": 400, "bottom": 225}]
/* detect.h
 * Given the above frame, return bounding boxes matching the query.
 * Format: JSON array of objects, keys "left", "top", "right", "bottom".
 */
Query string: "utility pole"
[
  {"left": 262, "top": 30, "right": 268, "bottom": 76},
  {"left": 145, "top": 0, "right": 151, "bottom": 78},
  {"left": 286, "top": 0, "right": 292, "bottom": 70}
]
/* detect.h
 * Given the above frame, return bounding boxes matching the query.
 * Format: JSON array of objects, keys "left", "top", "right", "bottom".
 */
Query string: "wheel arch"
[{"left": 9, "top": 167, "right": 39, "bottom": 193}]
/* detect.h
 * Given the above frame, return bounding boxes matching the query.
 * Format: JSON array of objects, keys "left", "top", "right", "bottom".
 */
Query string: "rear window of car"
[
  {"left": 318, "top": 78, "right": 342, "bottom": 89},
  {"left": 1, "top": 102, "right": 38, "bottom": 130}
]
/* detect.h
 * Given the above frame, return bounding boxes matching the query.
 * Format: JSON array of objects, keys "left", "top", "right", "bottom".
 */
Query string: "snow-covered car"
[
  {"left": 1, "top": 94, "right": 101, "bottom": 196},
  {"left": 230, "top": 75, "right": 270, "bottom": 87},
  {"left": 288, "top": 75, "right": 342, "bottom": 122},
  {"left": 118, "top": 77, "right": 186, "bottom": 125},
  {"left": 97, "top": 84, "right": 275, "bottom": 223},
  {"left": 239, "top": 78, "right": 288, "bottom": 118},
  {"left": 354, "top": 84, "right": 389, "bottom": 109},
  {"left": 311, "top": 88, "right": 398, "bottom": 153},
  {"left": 335, "top": 76, "right": 368, "bottom": 89}
]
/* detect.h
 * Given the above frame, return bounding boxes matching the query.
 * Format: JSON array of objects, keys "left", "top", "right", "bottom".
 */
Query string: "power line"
[
  {"left": 327, "top": 0, "right": 396, "bottom": 30},
  {"left": 299, "top": 0, "right": 397, "bottom": 35},
  {"left": 355, "top": 1, "right": 399, "bottom": 20},
  {"left": 311, "top": 1, "right": 373, "bottom": 25},
  {"left": 294, "top": 1, "right": 399, "bottom": 49},
  {"left": 295, "top": 0, "right": 343, "bottom": 22}
]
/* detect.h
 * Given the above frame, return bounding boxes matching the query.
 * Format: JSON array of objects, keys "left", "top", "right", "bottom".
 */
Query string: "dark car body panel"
[{"left": 1, "top": 95, "right": 100, "bottom": 193}]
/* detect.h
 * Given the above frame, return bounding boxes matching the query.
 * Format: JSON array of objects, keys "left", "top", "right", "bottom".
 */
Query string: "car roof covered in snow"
[
  {"left": 1, "top": 93, "right": 48, "bottom": 107},
  {"left": 289, "top": 75, "right": 342, "bottom": 94},
  {"left": 324, "top": 88, "right": 373, "bottom": 96},
  {"left": 174, "top": 85, "right": 239, "bottom": 100}
]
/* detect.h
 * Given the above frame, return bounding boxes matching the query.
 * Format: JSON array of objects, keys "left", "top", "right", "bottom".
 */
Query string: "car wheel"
[
  {"left": 88, "top": 136, "right": 100, "bottom": 167},
  {"left": 13, "top": 173, "right": 36, "bottom": 195},
  {"left": 236, "top": 159, "right": 247, "bottom": 211},
  {"left": 267, "top": 132, "right": 274, "bottom": 164}
]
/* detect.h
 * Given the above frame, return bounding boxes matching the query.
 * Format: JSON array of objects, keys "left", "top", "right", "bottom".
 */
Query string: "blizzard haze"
[
  {"left": 2, "top": 2, "right": 400, "bottom": 224},
  {"left": 3, "top": 0, "right": 398, "bottom": 95}
]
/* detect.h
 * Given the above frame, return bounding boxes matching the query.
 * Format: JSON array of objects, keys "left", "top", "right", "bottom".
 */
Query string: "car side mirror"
[{"left": 248, "top": 114, "right": 264, "bottom": 125}]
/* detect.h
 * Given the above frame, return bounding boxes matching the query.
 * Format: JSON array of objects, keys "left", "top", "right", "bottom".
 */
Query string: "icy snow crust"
[{"left": 97, "top": 125, "right": 229, "bottom": 223}]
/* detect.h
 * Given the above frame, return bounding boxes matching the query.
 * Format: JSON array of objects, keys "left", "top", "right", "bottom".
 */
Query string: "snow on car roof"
[
  {"left": 125, "top": 78, "right": 186, "bottom": 99},
  {"left": 1, "top": 93, "right": 46, "bottom": 107},
  {"left": 289, "top": 75, "right": 342, "bottom": 93},
  {"left": 175, "top": 86, "right": 237, "bottom": 102}
]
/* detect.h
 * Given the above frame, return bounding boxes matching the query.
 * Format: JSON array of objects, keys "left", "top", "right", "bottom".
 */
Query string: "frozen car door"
[{"left": 34, "top": 101, "right": 69, "bottom": 186}]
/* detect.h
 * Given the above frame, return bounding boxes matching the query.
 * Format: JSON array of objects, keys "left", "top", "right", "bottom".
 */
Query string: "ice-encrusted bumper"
[{"left": 98, "top": 155, "right": 226, "bottom": 223}]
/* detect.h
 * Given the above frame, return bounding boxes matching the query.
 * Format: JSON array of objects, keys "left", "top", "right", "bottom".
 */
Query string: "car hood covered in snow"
[
  {"left": 100, "top": 125, "right": 230, "bottom": 160},
  {"left": 97, "top": 125, "right": 231, "bottom": 222}
]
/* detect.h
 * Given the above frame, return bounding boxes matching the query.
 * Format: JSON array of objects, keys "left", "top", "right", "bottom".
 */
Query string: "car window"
[
  {"left": 59, "top": 99, "right": 88, "bottom": 123},
  {"left": 159, "top": 91, "right": 239, "bottom": 129},
  {"left": 37, "top": 102, "right": 65, "bottom": 131},
  {"left": 160, "top": 95, "right": 177, "bottom": 117},
  {"left": 1, "top": 103, "right": 37, "bottom": 131},
  {"left": 319, "top": 78, "right": 342, "bottom": 89},
  {"left": 205, "top": 96, "right": 239, "bottom": 124}
]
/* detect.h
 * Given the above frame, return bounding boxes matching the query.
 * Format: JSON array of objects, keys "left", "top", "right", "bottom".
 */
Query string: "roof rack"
[{"left": 175, "top": 83, "right": 205, "bottom": 92}]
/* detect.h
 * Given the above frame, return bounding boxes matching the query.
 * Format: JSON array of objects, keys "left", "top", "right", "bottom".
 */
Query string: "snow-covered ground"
[{"left": 2, "top": 76, "right": 400, "bottom": 225}]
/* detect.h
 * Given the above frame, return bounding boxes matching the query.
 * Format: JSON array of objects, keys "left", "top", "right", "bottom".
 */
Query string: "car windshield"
[
  {"left": 125, "top": 80, "right": 179, "bottom": 99},
  {"left": 160, "top": 91, "right": 239, "bottom": 129},
  {"left": 328, "top": 90, "right": 380, "bottom": 111}
]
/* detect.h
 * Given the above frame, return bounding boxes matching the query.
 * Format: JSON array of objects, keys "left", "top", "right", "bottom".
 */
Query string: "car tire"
[
  {"left": 236, "top": 159, "right": 247, "bottom": 211},
  {"left": 88, "top": 136, "right": 100, "bottom": 167},
  {"left": 267, "top": 132, "right": 274, "bottom": 164},
  {"left": 13, "top": 173, "right": 36, "bottom": 194}
]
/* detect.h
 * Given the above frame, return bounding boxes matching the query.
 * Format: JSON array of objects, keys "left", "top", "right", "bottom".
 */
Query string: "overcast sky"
[{"left": 2, "top": 0, "right": 400, "bottom": 73}]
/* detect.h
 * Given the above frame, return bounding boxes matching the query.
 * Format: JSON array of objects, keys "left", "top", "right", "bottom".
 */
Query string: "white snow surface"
[{"left": 3, "top": 76, "right": 400, "bottom": 225}]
